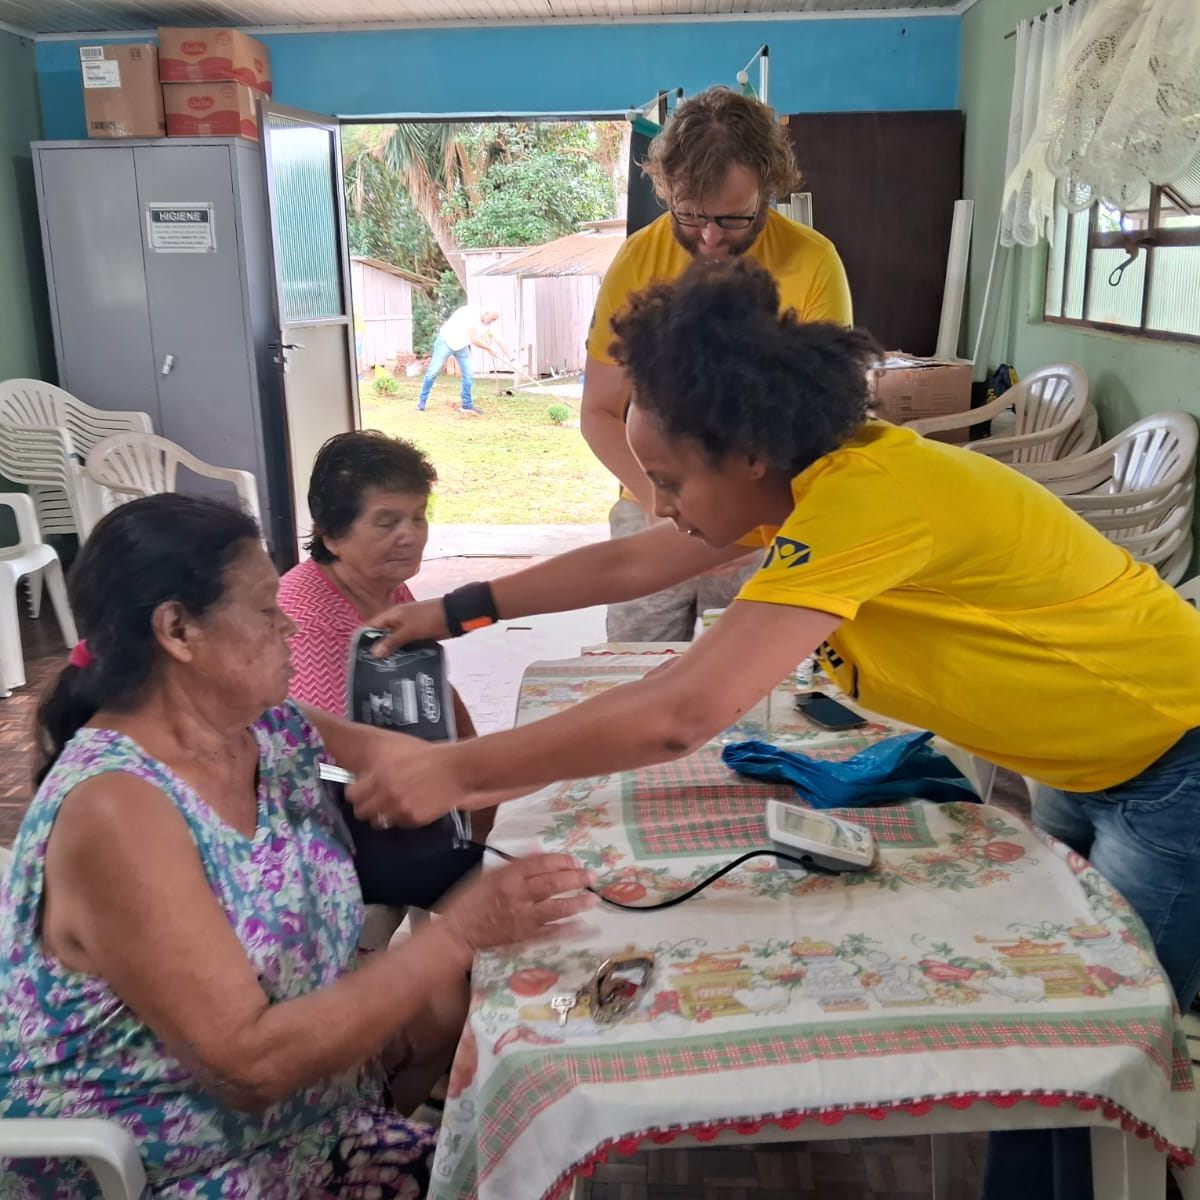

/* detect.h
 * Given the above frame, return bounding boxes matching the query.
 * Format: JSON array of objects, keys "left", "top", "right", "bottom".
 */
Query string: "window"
[{"left": 1044, "top": 179, "right": 1200, "bottom": 343}]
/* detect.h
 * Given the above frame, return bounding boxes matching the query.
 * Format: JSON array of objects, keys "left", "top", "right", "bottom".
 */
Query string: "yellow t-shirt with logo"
[
  {"left": 587, "top": 209, "right": 852, "bottom": 366},
  {"left": 588, "top": 209, "right": 853, "bottom": 500},
  {"left": 736, "top": 420, "right": 1200, "bottom": 792}
]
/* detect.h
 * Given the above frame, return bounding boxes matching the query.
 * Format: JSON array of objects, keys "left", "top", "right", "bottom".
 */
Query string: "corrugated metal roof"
[
  {"left": 480, "top": 225, "right": 625, "bottom": 278},
  {"left": 1, "top": 0, "right": 961, "bottom": 36},
  {"left": 351, "top": 256, "right": 436, "bottom": 287}
]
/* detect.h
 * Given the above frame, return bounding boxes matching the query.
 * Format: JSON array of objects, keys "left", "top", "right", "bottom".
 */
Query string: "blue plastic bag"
[{"left": 721, "top": 731, "right": 979, "bottom": 809}]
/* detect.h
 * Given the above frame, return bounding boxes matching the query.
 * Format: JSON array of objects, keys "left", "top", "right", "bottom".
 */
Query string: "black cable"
[{"left": 459, "top": 840, "right": 841, "bottom": 912}]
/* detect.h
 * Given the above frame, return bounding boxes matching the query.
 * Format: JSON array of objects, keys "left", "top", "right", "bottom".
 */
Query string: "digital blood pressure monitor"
[{"left": 765, "top": 801, "right": 876, "bottom": 874}]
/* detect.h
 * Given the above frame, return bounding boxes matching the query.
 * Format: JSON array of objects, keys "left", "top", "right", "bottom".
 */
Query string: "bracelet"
[{"left": 443, "top": 582, "right": 500, "bottom": 638}]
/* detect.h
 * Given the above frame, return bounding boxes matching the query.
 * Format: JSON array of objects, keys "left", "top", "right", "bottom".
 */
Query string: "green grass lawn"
[{"left": 359, "top": 375, "right": 615, "bottom": 524}]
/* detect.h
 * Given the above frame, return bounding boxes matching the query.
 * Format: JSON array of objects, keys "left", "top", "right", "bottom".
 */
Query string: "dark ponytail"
[{"left": 35, "top": 494, "right": 261, "bottom": 786}]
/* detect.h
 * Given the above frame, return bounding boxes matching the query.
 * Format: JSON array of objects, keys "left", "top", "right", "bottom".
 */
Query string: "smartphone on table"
[{"left": 793, "top": 691, "right": 867, "bottom": 731}]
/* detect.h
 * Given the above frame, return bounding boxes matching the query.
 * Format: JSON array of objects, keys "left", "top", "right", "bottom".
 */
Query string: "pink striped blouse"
[{"left": 278, "top": 558, "right": 415, "bottom": 717}]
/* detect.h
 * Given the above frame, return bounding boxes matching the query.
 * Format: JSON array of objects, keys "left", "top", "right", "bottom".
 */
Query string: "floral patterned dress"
[{"left": 0, "top": 703, "right": 436, "bottom": 1199}]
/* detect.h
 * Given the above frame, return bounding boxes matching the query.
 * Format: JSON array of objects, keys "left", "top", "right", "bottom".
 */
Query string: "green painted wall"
[
  {"left": 959, "top": 0, "right": 1200, "bottom": 432},
  {"left": 0, "top": 27, "right": 52, "bottom": 383},
  {"left": 0, "top": 27, "right": 52, "bottom": 545}
]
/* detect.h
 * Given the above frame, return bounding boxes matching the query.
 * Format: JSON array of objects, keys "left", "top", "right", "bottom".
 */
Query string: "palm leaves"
[{"left": 344, "top": 123, "right": 478, "bottom": 288}]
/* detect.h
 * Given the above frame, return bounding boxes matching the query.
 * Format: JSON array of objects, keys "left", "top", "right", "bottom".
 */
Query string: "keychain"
[{"left": 549, "top": 953, "right": 655, "bottom": 1028}]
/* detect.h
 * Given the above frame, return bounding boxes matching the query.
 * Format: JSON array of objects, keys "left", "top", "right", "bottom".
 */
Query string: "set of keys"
[{"left": 548, "top": 954, "right": 655, "bottom": 1028}]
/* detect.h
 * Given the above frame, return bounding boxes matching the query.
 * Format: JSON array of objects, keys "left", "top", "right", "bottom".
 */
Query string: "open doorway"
[{"left": 341, "top": 119, "right": 628, "bottom": 528}]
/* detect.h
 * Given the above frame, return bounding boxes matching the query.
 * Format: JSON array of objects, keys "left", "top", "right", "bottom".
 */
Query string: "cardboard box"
[
  {"left": 79, "top": 44, "right": 166, "bottom": 139},
  {"left": 163, "top": 81, "right": 261, "bottom": 141},
  {"left": 158, "top": 27, "right": 272, "bottom": 95},
  {"left": 869, "top": 353, "right": 973, "bottom": 442}
]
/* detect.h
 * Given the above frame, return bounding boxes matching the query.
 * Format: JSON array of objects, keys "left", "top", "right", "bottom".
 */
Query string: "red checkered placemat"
[{"left": 624, "top": 746, "right": 937, "bottom": 859}]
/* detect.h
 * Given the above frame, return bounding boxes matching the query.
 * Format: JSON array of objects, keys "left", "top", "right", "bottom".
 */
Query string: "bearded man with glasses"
[{"left": 582, "top": 85, "right": 853, "bottom": 643}]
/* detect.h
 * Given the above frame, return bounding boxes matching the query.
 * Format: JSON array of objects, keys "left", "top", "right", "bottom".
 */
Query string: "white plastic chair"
[
  {"left": 907, "top": 364, "right": 1090, "bottom": 465},
  {"left": 0, "top": 493, "right": 77, "bottom": 696},
  {"left": 86, "top": 433, "right": 263, "bottom": 528},
  {"left": 0, "top": 425, "right": 109, "bottom": 542},
  {"left": 0, "top": 1118, "right": 147, "bottom": 1200},
  {"left": 0, "top": 381, "right": 152, "bottom": 540},
  {"left": 1022, "top": 412, "right": 1197, "bottom": 585},
  {"left": 0, "top": 380, "right": 152, "bottom": 451}
]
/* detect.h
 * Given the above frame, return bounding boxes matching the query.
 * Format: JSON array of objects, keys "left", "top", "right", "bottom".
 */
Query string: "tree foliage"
[
  {"left": 343, "top": 123, "right": 476, "bottom": 288},
  {"left": 342, "top": 120, "right": 620, "bottom": 350},
  {"left": 449, "top": 123, "right": 615, "bottom": 248},
  {"left": 344, "top": 148, "right": 443, "bottom": 281}
]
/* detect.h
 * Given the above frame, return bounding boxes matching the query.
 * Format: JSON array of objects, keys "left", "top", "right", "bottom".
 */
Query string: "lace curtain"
[{"left": 1000, "top": 0, "right": 1200, "bottom": 248}]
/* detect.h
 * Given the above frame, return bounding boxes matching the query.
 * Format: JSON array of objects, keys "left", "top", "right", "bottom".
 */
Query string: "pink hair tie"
[{"left": 68, "top": 640, "right": 93, "bottom": 669}]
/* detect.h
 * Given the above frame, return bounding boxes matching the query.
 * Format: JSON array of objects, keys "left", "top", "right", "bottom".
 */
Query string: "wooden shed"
[
  {"left": 463, "top": 221, "right": 625, "bottom": 377},
  {"left": 349, "top": 257, "right": 435, "bottom": 370}
]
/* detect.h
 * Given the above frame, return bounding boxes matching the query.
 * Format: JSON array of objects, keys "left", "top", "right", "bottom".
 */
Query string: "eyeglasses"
[{"left": 671, "top": 203, "right": 760, "bottom": 231}]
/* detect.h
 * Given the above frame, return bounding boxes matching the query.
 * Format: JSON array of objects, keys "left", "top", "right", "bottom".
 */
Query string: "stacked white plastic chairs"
[
  {"left": 1022, "top": 412, "right": 1197, "bottom": 585},
  {"left": 907, "top": 364, "right": 1096, "bottom": 465},
  {"left": 0, "top": 380, "right": 153, "bottom": 540}
]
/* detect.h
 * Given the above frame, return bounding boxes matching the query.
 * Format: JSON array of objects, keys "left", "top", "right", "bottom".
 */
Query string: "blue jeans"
[
  {"left": 418, "top": 336, "right": 474, "bottom": 410},
  {"left": 980, "top": 727, "right": 1200, "bottom": 1199}
]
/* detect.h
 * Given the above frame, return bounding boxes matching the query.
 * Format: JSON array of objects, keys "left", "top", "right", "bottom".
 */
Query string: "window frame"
[{"left": 1043, "top": 184, "right": 1200, "bottom": 346}]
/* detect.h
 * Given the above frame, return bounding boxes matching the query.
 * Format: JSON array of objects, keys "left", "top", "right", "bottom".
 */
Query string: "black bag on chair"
[{"left": 321, "top": 629, "right": 483, "bottom": 911}]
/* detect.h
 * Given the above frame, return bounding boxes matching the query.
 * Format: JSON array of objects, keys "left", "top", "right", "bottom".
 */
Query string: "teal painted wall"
[
  {"left": 36, "top": 18, "right": 961, "bottom": 138},
  {"left": 959, "top": 0, "right": 1199, "bottom": 433},
  {"left": 0, "top": 27, "right": 52, "bottom": 382}
]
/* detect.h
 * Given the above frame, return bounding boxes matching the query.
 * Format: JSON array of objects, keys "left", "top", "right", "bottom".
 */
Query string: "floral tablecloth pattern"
[{"left": 428, "top": 653, "right": 1196, "bottom": 1200}]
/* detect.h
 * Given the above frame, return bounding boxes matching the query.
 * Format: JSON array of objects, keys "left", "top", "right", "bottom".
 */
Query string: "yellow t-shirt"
[
  {"left": 587, "top": 209, "right": 852, "bottom": 366},
  {"left": 588, "top": 209, "right": 853, "bottom": 499},
  {"left": 736, "top": 420, "right": 1200, "bottom": 792}
]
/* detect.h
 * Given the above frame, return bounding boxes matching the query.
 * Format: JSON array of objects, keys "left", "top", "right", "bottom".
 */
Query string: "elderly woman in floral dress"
[{"left": 0, "top": 494, "right": 591, "bottom": 1198}]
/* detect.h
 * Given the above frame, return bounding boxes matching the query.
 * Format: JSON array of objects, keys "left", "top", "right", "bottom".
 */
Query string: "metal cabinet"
[{"left": 32, "top": 137, "right": 291, "bottom": 553}]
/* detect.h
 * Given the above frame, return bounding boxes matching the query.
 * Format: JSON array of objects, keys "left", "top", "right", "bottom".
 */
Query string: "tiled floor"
[
  {"left": 0, "top": 532, "right": 1062, "bottom": 1199},
  {"left": 579, "top": 1136, "right": 986, "bottom": 1200}
]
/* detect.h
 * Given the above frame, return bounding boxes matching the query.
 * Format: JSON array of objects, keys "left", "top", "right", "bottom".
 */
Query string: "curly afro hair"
[{"left": 609, "top": 258, "right": 877, "bottom": 477}]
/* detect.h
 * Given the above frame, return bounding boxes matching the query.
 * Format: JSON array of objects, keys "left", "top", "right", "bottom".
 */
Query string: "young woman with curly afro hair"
[
  {"left": 355, "top": 257, "right": 1200, "bottom": 1009},
  {"left": 347, "top": 255, "right": 1200, "bottom": 1197}
]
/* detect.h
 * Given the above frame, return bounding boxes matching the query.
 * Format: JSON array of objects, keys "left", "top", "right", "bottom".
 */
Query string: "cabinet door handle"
[{"left": 160, "top": 354, "right": 175, "bottom": 376}]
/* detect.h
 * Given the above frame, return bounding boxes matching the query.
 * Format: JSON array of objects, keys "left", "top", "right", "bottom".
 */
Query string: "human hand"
[
  {"left": 439, "top": 853, "right": 596, "bottom": 954},
  {"left": 344, "top": 736, "right": 464, "bottom": 829},
  {"left": 368, "top": 596, "right": 450, "bottom": 657}
]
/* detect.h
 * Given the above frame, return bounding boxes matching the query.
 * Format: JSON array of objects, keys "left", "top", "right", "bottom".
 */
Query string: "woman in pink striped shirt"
[{"left": 279, "top": 430, "right": 476, "bottom": 737}]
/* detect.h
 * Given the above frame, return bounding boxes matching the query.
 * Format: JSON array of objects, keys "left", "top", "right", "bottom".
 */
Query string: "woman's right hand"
[
  {"left": 368, "top": 596, "right": 450, "bottom": 655},
  {"left": 439, "top": 854, "right": 595, "bottom": 955}
]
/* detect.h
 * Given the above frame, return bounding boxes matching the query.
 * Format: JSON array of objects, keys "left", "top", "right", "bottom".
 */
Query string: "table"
[{"left": 428, "top": 650, "right": 1196, "bottom": 1200}]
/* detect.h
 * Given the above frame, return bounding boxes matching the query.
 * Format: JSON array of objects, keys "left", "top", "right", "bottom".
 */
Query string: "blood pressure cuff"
[
  {"left": 326, "top": 783, "right": 482, "bottom": 911},
  {"left": 327, "top": 629, "right": 483, "bottom": 911},
  {"left": 721, "top": 731, "right": 979, "bottom": 809}
]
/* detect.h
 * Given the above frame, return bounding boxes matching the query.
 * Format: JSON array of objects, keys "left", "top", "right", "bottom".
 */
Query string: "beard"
[{"left": 670, "top": 202, "right": 770, "bottom": 261}]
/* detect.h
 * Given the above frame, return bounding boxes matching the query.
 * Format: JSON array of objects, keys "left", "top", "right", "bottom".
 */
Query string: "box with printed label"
[
  {"left": 162, "top": 82, "right": 261, "bottom": 141},
  {"left": 157, "top": 27, "right": 272, "bottom": 95},
  {"left": 869, "top": 353, "right": 973, "bottom": 442},
  {"left": 79, "top": 44, "right": 166, "bottom": 139}
]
